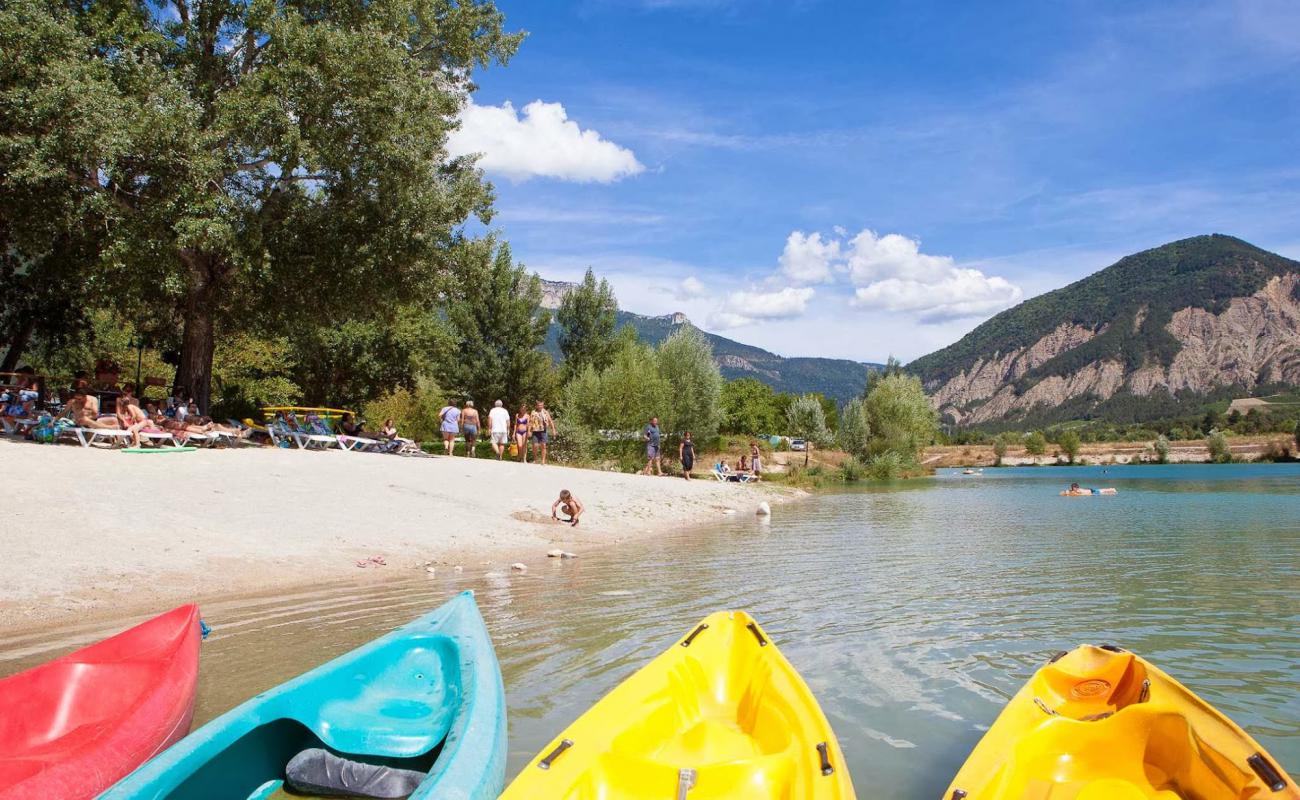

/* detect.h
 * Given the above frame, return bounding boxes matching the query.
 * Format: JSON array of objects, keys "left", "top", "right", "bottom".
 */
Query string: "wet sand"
[{"left": 0, "top": 437, "right": 795, "bottom": 631}]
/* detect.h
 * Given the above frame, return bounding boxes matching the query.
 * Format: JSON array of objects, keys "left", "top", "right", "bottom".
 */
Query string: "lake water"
[{"left": 2, "top": 463, "right": 1297, "bottom": 796}]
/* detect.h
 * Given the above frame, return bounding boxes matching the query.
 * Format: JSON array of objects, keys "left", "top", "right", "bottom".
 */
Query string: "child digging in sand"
[{"left": 551, "top": 490, "right": 584, "bottom": 527}]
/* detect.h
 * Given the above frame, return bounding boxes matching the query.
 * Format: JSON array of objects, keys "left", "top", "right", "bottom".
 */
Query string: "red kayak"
[{"left": 0, "top": 604, "right": 203, "bottom": 800}]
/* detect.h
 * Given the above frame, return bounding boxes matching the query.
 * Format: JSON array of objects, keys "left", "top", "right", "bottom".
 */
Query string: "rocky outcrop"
[{"left": 933, "top": 274, "right": 1300, "bottom": 424}]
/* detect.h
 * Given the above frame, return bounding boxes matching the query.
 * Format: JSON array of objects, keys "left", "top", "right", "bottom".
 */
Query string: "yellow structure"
[
  {"left": 501, "top": 611, "right": 856, "bottom": 799},
  {"left": 944, "top": 645, "right": 1298, "bottom": 799}
]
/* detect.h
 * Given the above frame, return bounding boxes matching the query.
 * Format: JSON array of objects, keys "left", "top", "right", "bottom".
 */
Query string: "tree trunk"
[
  {"left": 0, "top": 317, "right": 35, "bottom": 372},
  {"left": 804, "top": 443, "right": 810, "bottom": 467},
  {"left": 176, "top": 251, "right": 220, "bottom": 413}
]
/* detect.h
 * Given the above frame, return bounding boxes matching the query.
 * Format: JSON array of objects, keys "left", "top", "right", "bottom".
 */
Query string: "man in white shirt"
[{"left": 487, "top": 399, "right": 511, "bottom": 460}]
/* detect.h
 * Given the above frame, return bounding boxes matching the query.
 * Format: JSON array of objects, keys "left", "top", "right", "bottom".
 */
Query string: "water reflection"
[{"left": 1, "top": 463, "right": 1296, "bottom": 797}]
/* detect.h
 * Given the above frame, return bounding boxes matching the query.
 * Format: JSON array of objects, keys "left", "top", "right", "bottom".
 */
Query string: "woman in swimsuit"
[{"left": 514, "top": 405, "right": 530, "bottom": 463}]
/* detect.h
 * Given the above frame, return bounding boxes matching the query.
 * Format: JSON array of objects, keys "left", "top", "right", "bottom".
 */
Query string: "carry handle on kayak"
[
  {"left": 816, "top": 742, "right": 834, "bottom": 776},
  {"left": 747, "top": 622, "right": 768, "bottom": 647},
  {"left": 681, "top": 624, "right": 708, "bottom": 647},
  {"left": 1247, "top": 752, "right": 1287, "bottom": 792},
  {"left": 676, "top": 767, "right": 697, "bottom": 799},
  {"left": 537, "top": 739, "right": 573, "bottom": 770}
]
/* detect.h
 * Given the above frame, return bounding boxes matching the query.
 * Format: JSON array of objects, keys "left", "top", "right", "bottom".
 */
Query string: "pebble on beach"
[
  {"left": 547, "top": 548, "right": 564, "bottom": 558},
  {"left": 511, "top": 562, "right": 527, "bottom": 571},
  {"left": 756, "top": 501, "right": 771, "bottom": 516}
]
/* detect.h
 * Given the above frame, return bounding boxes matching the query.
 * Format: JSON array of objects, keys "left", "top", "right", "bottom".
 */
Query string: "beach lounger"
[
  {"left": 65, "top": 428, "right": 134, "bottom": 448},
  {"left": 337, "top": 434, "right": 381, "bottom": 452},
  {"left": 138, "top": 431, "right": 180, "bottom": 448},
  {"left": 1, "top": 417, "right": 39, "bottom": 436},
  {"left": 712, "top": 466, "right": 756, "bottom": 483}
]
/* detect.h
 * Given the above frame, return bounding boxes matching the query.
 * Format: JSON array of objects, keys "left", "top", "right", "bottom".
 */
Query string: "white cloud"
[
  {"left": 709, "top": 286, "right": 815, "bottom": 328},
  {"left": 851, "top": 269, "right": 1024, "bottom": 322},
  {"left": 448, "top": 99, "right": 644, "bottom": 183},
  {"left": 675, "top": 275, "right": 707, "bottom": 300},
  {"left": 779, "top": 231, "right": 841, "bottom": 284}
]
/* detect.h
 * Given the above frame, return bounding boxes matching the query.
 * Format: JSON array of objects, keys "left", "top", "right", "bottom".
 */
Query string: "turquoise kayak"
[{"left": 101, "top": 590, "right": 505, "bottom": 800}]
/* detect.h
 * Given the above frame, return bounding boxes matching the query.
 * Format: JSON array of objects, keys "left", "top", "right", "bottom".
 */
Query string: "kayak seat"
[
  {"left": 305, "top": 635, "right": 460, "bottom": 759},
  {"left": 1032, "top": 647, "right": 1148, "bottom": 719}
]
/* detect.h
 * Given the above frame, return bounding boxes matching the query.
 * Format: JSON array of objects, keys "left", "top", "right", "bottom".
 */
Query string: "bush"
[
  {"left": 868, "top": 451, "right": 904, "bottom": 480},
  {"left": 775, "top": 438, "right": 791, "bottom": 452},
  {"left": 549, "top": 425, "right": 599, "bottom": 464},
  {"left": 839, "top": 456, "right": 866, "bottom": 482},
  {"left": 1057, "top": 430, "right": 1081, "bottom": 464},
  {"left": 1206, "top": 430, "right": 1232, "bottom": 463},
  {"left": 363, "top": 377, "right": 444, "bottom": 443},
  {"left": 1024, "top": 431, "right": 1047, "bottom": 455},
  {"left": 1154, "top": 434, "right": 1170, "bottom": 464}
]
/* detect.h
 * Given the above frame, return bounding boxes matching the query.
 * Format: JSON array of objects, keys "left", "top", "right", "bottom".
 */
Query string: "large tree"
[
  {"left": 656, "top": 326, "right": 723, "bottom": 438},
  {"left": 1, "top": 0, "right": 522, "bottom": 409},
  {"left": 440, "top": 238, "right": 552, "bottom": 407},
  {"left": 861, "top": 372, "right": 938, "bottom": 462},
  {"left": 556, "top": 267, "right": 618, "bottom": 379}
]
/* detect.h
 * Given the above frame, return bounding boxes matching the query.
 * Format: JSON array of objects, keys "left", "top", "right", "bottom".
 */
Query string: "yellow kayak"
[
  {"left": 501, "top": 611, "right": 856, "bottom": 799},
  {"left": 944, "top": 644, "right": 1298, "bottom": 799}
]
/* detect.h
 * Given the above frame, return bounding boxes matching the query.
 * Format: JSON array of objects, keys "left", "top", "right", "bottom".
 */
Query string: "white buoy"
[{"left": 756, "top": 501, "right": 771, "bottom": 516}]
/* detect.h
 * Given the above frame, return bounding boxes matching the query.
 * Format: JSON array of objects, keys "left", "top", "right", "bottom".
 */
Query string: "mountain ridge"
[
  {"left": 909, "top": 234, "right": 1300, "bottom": 426},
  {"left": 539, "top": 279, "right": 880, "bottom": 401}
]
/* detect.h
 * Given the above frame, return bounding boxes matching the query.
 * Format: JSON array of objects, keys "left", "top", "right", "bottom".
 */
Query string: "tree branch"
[
  {"left": 234, "top": 157, "right": 274, "bottom": 173},
  {"left": 69, "top": 168, "right": 138, "bottom": 217},
  {"left": 174, "top": 0, "right": 190, "bottom": 27}
]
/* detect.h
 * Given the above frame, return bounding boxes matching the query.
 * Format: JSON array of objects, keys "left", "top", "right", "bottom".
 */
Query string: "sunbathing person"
[
  {"left": 68, "top": 383, "right": 120, "bottom": 429},
  {"left": 116, "top": 395, "right": 156, "bottom": 447}
]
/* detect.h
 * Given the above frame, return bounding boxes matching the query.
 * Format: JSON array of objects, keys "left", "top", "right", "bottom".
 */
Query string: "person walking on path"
[
  {"left": 461, "top": 400, "right": 481, "bottom": 457},
  {"left": 643, "top": 416, "right": 663, "bottom": 476},
  {"left": 530, "top": 401, "right": 557, "bottom": 465},
  {"left": 514, "top": 404, "right": 531, "bottom": 463},
  {"left": 679, "top": 431, "right": 696, "bottom": 480},
  {"left": 438, "top": 400, "right": 461, "bottom": 456},
  {"left": 488, "top": 400, "right": 511, "bottom": 460}
]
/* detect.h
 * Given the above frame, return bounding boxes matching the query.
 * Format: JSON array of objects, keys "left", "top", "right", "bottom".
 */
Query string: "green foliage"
[
  {"left": 867, "top": 451, "right": 904, "bottom": 480},
  {"left": 656, "top": 327, "right": 724, "bottom": 437},
  {"left": 861, "top": 373, "right": 938, "bottom": 462},
  {"left": 561, "top": 336, "right": 670, "bottom": 434},
  {"left": 440, "top": 239, "right": 554, "bottom": 408},
  {"left": 362, "top": 377, "right": 445, "bottom": 444},
  {"left": 720, "top": 378, "right": 785, "bottom": 435},
  {"left": 1154, "top": 434, "right": 1170, "bottom": 464},
  {"left": 1057, "top": 430, "right": 1081, "bottom": 464},
  {"left": 1024, "top": 430, "right": 1047, "bottom": 455},
  {"left": 992, "top": 435, "right": 1009, "bottom": 465},
  {"left": 1206, "top": 430, "right": 1232, "bottom": 463},
  {"left": 786, "top": 394, "right": 830, "bottom": 443},
  {"left": 557, "top": 268, "right": 619, "bottom": 380},
  {"left": 1294, "top": 420, "right": 1299, "bottom": 450},
  {"left": 1, "top": 0, "right": 523, "bottom": 408},
  {"left": 839, "top": 456, "right": 866, "bottom": 482},
  {"left": 836, "top": 398, "right": 872, "bottom": 460},
  {"left": 210, "top": 334, "right": 300, "bottom": 419}
]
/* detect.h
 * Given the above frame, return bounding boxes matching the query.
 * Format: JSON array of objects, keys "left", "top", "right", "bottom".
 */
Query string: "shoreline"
[{"left": 0, "top": 438, "right": 800, "bottom": 633}]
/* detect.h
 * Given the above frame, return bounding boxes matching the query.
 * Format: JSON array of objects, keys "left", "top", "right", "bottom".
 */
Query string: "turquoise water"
[{"left": 1, "top": 462, "right": 1296, "bottom": 796}]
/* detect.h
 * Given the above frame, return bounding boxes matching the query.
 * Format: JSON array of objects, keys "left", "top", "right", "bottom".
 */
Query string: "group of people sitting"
[
  {"left": 63, "top": 381, "right": 250, "bottom": 447},
  {"left": 266, "top": 410, "right": 417, "bottom": 453},
  {"left": 0, "top": 372, "right": 43, "bottom": 431}
]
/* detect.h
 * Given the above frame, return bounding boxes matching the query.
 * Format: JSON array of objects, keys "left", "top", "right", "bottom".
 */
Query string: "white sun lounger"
[
  {"left": 712, "top": 467, "right": 756, "bottom": 484},
  {"left": 1, "top": 417, "right": 39, "bottom": 436},
  {"left": 337, "top": 434, "right": 381, "bottom": 452},
  {"left": 66, "top": 427, "right": 134, "bottom": 447}
]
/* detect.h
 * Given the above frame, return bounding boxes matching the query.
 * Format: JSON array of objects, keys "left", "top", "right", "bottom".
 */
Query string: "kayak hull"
[
  {"left": 501, "top": 610, "right": 855, "bottom": 799},
  {"left": 102, "top": 590, "right": 506, "bottom": 800},
  {"left": 0, "top": 604, "right": 202, "bottom": 800},
  {"left": 944, "top": 644, "right": 1299, "bottom": 799}
]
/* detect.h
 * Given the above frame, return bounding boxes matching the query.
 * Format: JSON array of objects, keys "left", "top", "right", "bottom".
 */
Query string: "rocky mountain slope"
[
  {"left": 539, "top": 280, "right": 879, "bottom": 401},
  {"left": 908, "top": 235, "right": 1300, "bottom": 426}
]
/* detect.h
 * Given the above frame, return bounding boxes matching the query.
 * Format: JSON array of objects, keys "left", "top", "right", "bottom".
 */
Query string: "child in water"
[{"left": 551, "top": 489, "right": 584, "bottom": 527}]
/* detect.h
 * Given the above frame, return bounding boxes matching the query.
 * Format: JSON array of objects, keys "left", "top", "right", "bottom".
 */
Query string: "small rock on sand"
[
  {"left": 756, "top": 501, "right": 771, "bottom": 516},
  {"left": 722, "top": 508, "right": 737, "bottom": 515},
  {"left": 547, "top": 548, "right": 564, "bottom": 557},
  {"left": 510, "top": 562, "right": 527, "bottom": 571}
]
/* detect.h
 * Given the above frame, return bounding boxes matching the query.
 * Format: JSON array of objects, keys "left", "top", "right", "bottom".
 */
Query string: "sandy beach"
[{"left": 0, "top": 438, "right": 796, "bottom": 631}]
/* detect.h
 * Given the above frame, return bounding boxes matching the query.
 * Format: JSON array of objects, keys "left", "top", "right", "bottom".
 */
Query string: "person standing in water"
[
  {"left": 679, "top": 431, "right": 696, "bottom": 480},
  {"left": 460, "top": 400, "right": 480, "bottom": 457},
  {"left": 488, "top": 400, "right": 511, "bottom": 460},
  {"left": 438, "top": 400, "right": 461, "bottom": 456}
]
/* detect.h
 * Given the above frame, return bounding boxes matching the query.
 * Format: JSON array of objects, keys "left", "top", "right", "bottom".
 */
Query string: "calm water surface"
[{"left": 3, "top": 463, "right": 1297, "bottom": 797}]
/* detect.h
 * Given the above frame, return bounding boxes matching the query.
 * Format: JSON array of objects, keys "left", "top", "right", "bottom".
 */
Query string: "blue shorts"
[
  {"left": 646, "top": 443, "right": 660, "bottom": 458},
  {"left": 532, "top": 430, "right": 548, "bottom": 444},
  {"left": 463, "top": 424, "right": 478, "bottom": 439}
]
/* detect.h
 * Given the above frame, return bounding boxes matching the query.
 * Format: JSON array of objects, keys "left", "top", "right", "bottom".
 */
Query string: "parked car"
[{"left": 790, "top": 438, "right": 806, "bottom": 452}]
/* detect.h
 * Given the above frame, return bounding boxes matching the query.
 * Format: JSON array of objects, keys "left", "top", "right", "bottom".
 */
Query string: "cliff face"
[
  {"left": 910, "top": 236, "right": 1300, "bottom": 426},
  {"left": 934, "top": 274, "right": 1300, "bottom": 425}
]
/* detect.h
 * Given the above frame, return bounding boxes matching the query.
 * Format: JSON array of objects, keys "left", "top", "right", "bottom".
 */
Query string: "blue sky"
[{"left": 450, "top": 0, "right": 1300, "bottom": 362}]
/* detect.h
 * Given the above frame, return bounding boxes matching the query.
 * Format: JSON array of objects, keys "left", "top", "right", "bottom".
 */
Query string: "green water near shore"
[{"left": 2, "top": 462, "right": 1297, "bottom": 795}]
